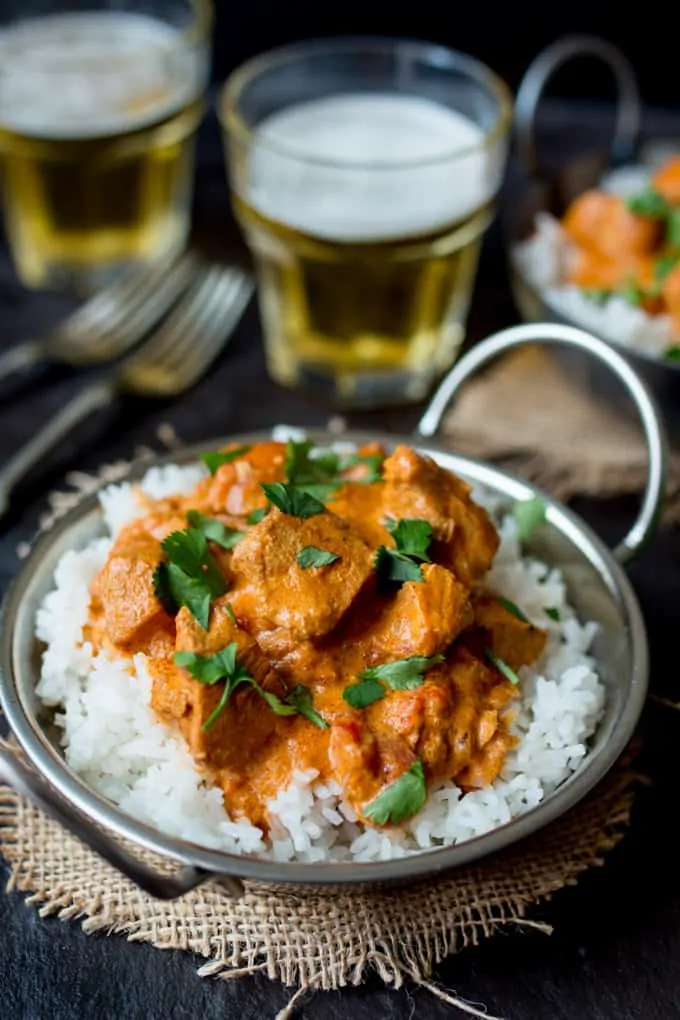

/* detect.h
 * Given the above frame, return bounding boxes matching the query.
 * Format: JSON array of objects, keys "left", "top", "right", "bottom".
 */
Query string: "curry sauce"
[{"left": 86, "top": 441, "right": 546, "bottom": 830}]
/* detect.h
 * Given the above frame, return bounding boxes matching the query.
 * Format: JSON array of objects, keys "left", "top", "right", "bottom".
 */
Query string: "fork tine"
[
  {"left": 57, "top": 249, "right": 185, "bottom": 343},
  {"left": 120, "top": 266, "right": 252, "bottom": 396}
]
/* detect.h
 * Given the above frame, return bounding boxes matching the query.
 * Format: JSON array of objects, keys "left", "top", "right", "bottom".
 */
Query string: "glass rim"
[
  {"left": 219, "top": 35, "right": 513, "bottom": 173},
  {"left": 0, "top": 0, "right": 213, "bottom": 71}
]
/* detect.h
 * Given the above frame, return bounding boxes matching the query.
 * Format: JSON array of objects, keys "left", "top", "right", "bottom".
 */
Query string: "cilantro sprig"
[
  {"left": 343, "top": 654, "right": 444, "bottom": 709},
  {"left": 284, "top": 439, "right": 384, "bottom": 501},
  {"left": 484, "top": 648, "right": 522, "bottom": 686},
  {"left": 200, "top": 446, "right": 250, "bottom": 475},
  {"left": 626, "top": 188, "right": 669, "bottom": 219},
  {"left": 186, "top": 510, "right": 243, "bottom": 549},
  {"left": 375, "top": 517, "right": 433, "bottom": 587},
  {"left": 513, "top": 497, "right": 546, "bottom": 542},
  {"left": 497, "top": 596, "right": 530, "bottom": 623},
  {"left": 174, "top": 644, "right": 328, "bottom": 730},
  {"left": 153, "top": 527, "right": 227, "bottom": 629},
  {"left": 261, "top": 482, "right": 326, "bottom": 518},
  {"left": 296, "top": 546, "right": 340, "bottom": 569},
  {"left": 247, "top": 506, "right": 269, "bottom": 525},
  {"left": 363, "top": 759, "right": 427, "bottom": 825}
]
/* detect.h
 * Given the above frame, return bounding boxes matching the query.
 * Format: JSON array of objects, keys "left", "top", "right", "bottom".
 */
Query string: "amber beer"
[
  {"left": 225, "top": 84, "right": 510, "bottom": 405},
  {"left": 0, "top": 8, "right": 209, "bottom": 291}
]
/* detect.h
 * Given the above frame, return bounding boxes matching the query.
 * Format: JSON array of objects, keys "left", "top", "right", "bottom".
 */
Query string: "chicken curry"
[
  {"left": 87, "top": 441, "right": 546, "bottom": 830},
  {"left": 559, "top": 154, "right": 680, "bottom": 340}
]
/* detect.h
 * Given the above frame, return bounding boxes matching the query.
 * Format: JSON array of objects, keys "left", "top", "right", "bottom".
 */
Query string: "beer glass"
[
  {"left": 221, "top": 38, "right": 512, "bottom": 407},
  {"left": 0, "top": 1, "right": 211, "bottom": 293}
]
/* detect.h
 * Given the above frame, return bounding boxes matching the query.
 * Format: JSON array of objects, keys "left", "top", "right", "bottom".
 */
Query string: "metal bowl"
[
  {"left": 0, "top": 324, "right": 667, "bottom": 899},
  {"left": 506, "top": 36, "right": 680, "bottom": 435}
]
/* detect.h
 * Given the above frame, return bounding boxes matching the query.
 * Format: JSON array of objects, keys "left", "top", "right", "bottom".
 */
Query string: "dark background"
[{"left": 207, "top": 0, "right": 673, "bottom": 109}]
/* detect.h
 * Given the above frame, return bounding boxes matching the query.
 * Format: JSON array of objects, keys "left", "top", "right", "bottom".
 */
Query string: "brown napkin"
[{"left": 442, "top": 345, "right": 680, "bottom": 519}]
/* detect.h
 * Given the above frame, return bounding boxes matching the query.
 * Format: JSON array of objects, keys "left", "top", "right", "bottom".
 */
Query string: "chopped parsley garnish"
[
  {"left": 583, "top": 288, "right": 612, "bottom": 306},
  {"left": 200, "top": 446, "right": 250, "bottom": 475},
  {"left": 296, "top": 546, "right": 340, "bottom": 569},
  {"left": 284, "top": 439, "right": 384, "bottom": 500},
  {"left": 247, "top": 506, "right": 269, "bottom": 525},
  {"left": 363, "top": 759, "right": 427, "bottom": 825},
  {"left": 621, "top": 275, "right": 644, "bottom": 307},
  {"left": 186, "top": 510, "right": 243, "bottom": 549},
  {"left": 497, "top": 596, "right": 530, "bottom": 623},
  {"left": 343, "top": 654, "right": 444, "bottom": 708},
  {"left": 174, "top": 644, "right": 327, "bottom": 730},
  {"left": 375, "top": 517, "right": 433, "bottom": 586},
  {"left": 545, "top": 606, "right": 561, "bottom": 621},
  {"left": 284, "top": 683, "right": 329, "bottom": 729},
  {"left": 484, "top": 648, "right": 522, "bottom": 685},
  {"left": 513, "top": 497, "right": 547, "bottom": 542},
  {"left": 385, "top": 518, "right": 433, "bottom": 561},
  {"left": 626, "top": 189, "right": 669, "bottom": 219},
  {"left": 374, "top": 545, "right": 424, "bottom": 584},
  {"left": 654, "top": 255, "right": 678, "bottom": 282},
  {"left": 667, "top": 208, "right": 680, "bottom": 250},
  {"left": 153, "top": 527, "right": 227, "bottom": 629},
  {"left": 666, "top": 346, "right": 680, "bottom": 362},
  {"left": 260, "top": 482, "right": 326, "bottom": 518},
  {"left": 174, "top": 644, "right": 254, "bottom": 729}
]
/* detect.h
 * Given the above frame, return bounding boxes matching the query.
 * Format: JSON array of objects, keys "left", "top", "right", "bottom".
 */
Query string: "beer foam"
[
  {"left": 247, "top": 95, "right": 505, "bottom": 242},
  {"left": 0, "top": 12, "right": 206, "bottom": 139}
]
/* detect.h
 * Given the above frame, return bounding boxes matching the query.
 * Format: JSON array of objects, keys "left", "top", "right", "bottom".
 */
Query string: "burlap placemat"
[
  {"left": 0, "top": 427, "right": 644, "bottom": 1019},
  {"left": 442, "top": 345, "right": 680, "bottom": 517}
]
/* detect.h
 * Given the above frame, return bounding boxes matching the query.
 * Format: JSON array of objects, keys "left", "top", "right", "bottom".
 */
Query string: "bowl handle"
[
  {"left": 417, "top": 322, "right": 668, "bottom": 564},
  {"left": 515, "top": 35, "right": 641, "bottom": 178},
  {"left": 0, "top": 741, "right": 243, "bottom": 899}
]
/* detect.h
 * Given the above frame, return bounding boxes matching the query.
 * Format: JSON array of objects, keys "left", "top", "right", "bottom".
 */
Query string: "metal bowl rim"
[{"left": 0, "top": 429, "right": 648, "bottom": 886}]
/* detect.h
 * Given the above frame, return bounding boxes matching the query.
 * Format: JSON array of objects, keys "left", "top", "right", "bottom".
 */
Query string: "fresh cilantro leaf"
[
  {"left": 260, "top": 482, "right": 326, "bottom": 518},
  {"left": 284, "top": 440, "right": 342, "bottom": 501},
  {"left": 153, "top": 527, "right": 227, "bottom": 629},
  {"left": 225, "top": 602, "right": 237, "bottom": 624},
  {"left": 356, "top": 654, "right": 444, "bottom": 692},
  {"left": 374, "top": 546, "right": 423, "bottom": 585},
  {"left": 621, "top": 275, "right": 644, "bottom": 307},
  {"left": 284, "top": 684, "right": 329, "bottom": 729},
  {"left": 200, "top": 446, "right": 251, "bottom": 475},
  {"left": 363, "top": 759, "right": 427, "bottom": 825},
  {"left": 666, "top": 346, "right": 680, "bottom": 362},
  {"left": 545, "top": 606, "right": 561, "bottom": 621},
  {"left": 513, "top": 497, "right": 547, "bottom": 541},
  {"left": 667, "top": 209, "right": 680, "bottom": 250},
  {"left": 497, "top": 596, "right": 530, "bottom": 623},
  {"left": 582, "top": 288, "right": 612, "bottom": 306},
  {"left": 626, "top": 189, "right": 669, "bottom": 218},
  {"left": 186, "top": 510, "right": 243, "bottom": 549},
  {"left": 173, "top": 643, "right": 254, "bottom": 729},
  {"left": 385, "top": 518, "right": 433, "bottom": 562},
  {"left": 342, "top": 678, "right": 387, "bottom": 708},
  {"left": 484, "top": 648, "right": 522, "bottom": 685},
  {"left": 256, "top": 689, "right": 299, "bottom": 717},
  {"left": 247, "top": 506, "right": 269, "bottom": 525},
  {"left": 654, "top": 255, "right": 678, "bottom": 282},
  {"left": 296, "top": 546, "right": 340, "bottom": 569}
]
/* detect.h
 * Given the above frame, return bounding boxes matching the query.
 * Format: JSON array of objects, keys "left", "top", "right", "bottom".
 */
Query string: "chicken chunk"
[
  {"left": 652, "top": 156, "right": 680, "bottom": 205},
  {"left": 472, "top": 594, "right": 547, "bottom": 672},
  {"left": 192, "top": 441, "right": 286, "bottom": 517},
  {"left": 382, "top": 445, "right": 499, "bottom": 585},
  {"left": 365, "top": 563, "right": 473, "bottom": 658},
  {"left": 92, "top": 522, "right": 168, "bottom": 648},
  {"left": 230, "top": 507, "right": 375, "bottom": 639},
  {"left": 563, "top": 190, "right": 659, "bottom": 258}
]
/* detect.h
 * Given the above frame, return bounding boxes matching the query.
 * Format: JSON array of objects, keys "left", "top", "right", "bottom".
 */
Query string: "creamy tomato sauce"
[{"left": 86, "top": 442, "right": 546, "bottom": 830}]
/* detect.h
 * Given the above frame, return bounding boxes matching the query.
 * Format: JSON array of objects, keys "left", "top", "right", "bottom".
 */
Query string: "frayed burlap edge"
[{"left": 0, "top": 430, "right": 644, "bottom": 1019}]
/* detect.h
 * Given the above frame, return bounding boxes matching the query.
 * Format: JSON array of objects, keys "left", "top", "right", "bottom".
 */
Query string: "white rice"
[
  {"left": 35, "top": 449, "right": 606, "bottom": 863},
  {"left": 511, "top": 163, "right": 676, "bottom": 359}
]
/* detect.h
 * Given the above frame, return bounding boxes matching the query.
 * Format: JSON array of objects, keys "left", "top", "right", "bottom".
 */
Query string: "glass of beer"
[
  {"left": 220, "top": 38, "right": 512, "bottom": 407},
  {"left": 0, "top": 1, "right": 211, "bottom": 294}
]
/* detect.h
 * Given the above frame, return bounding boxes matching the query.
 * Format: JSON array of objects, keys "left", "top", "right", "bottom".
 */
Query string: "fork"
[
  {"left": 0, "top": 250, "right": 200, "bottom": 382},
  {"left": 0, "top": 263, "right": 254, "bottom": 521}
]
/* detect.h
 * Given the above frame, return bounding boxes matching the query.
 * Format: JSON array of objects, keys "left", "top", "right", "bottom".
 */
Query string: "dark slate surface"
[{"left": 2, "top": 101, "right": 680, "bottom": 1019}]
